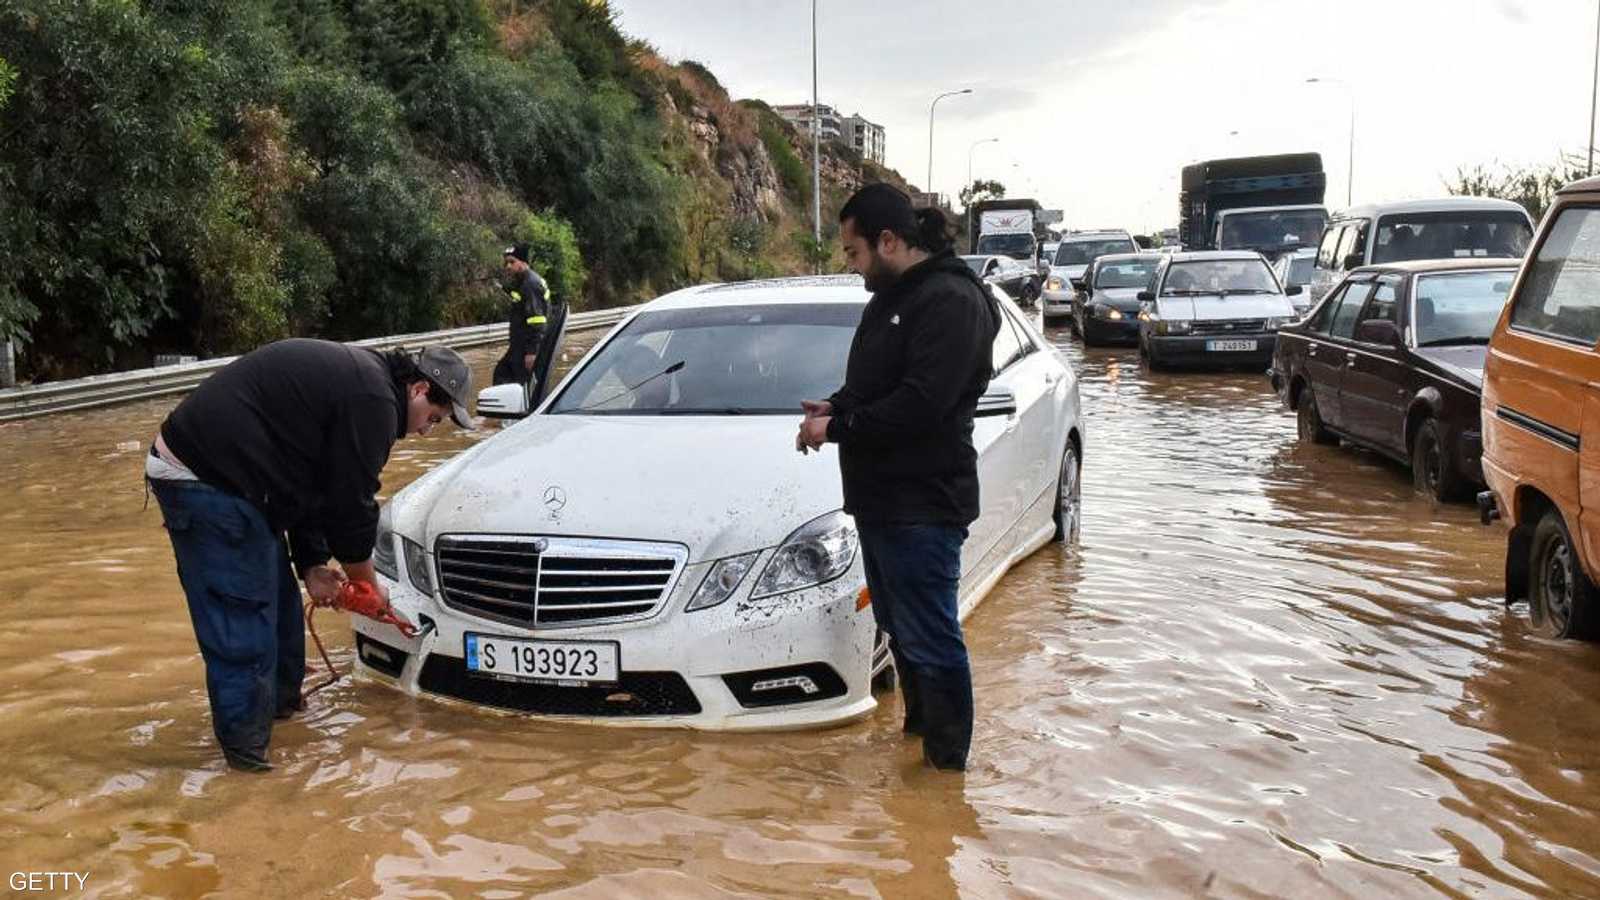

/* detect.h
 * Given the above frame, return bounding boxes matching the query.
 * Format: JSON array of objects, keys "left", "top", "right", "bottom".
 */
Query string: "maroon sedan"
[{"left": 1269, "top": 258, "right": 1519, "bottom": 501}]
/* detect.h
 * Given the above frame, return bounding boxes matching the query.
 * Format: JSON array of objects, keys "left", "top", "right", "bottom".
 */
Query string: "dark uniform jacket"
[
  {"left": 826, "top": 251, "right": 1001, "bottom": 526},
  {"left": 160, "top": 339, "right": 405, "bottom": 576},
  {"left": 507, "top": 268, "right": 551, "bottom": 354}
]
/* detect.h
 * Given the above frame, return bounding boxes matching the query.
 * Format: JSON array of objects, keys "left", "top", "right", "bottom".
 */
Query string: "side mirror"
[
  {"left": 1354, "top": 319, "right": 1401, "bottom": 346},
  {"left": 1069, "top": 277, "right": 1087, "bottom": 292},
  {"left": 1285, "top": 284, "right": 1303, "bottom": 296},
  {"left": 975, "top": 385, "right": 1018, "bottom": 418},
  {"left": 1342, "top": 251, "right": 1364, "bottom": 270},
  {"left": 1137, "top": 290, "right": 1156, "bottom": 303},
  {"left": 477, "top": 382, "right": 530, "bottom": 420}
]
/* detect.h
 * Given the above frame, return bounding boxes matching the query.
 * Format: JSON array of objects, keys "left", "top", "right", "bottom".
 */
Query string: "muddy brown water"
[{"left": 2, "top": 323, "right": 1600, "bottom": 898}]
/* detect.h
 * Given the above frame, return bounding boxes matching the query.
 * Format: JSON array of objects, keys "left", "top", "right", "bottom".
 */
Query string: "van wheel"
[
  {"left": 1052, "top": 441, "right": 1082, "bottom": 543},
  {"left": 1297, "top": 391, "right": 1336, "bottom": 445},
  {"left": 1528, "top": 509, "right": 1600, "bottom": 639},
  {"left": 1411, "top": 418, "right": 1463, "bottom": 502}
]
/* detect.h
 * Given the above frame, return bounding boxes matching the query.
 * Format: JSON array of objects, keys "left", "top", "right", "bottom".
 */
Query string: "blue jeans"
[
  {"left": 151, "top": 479, "right": 304, "bottom": 755},
  {"left": 858, "top": 524, "right": 970, "bottom": 670}
]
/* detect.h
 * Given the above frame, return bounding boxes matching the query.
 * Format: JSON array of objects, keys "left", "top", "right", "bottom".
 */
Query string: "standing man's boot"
[{"left": 918, "top": 665, "right": 973, "bottom": 771}]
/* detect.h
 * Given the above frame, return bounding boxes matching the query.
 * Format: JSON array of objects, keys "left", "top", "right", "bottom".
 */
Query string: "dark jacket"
[
  {"left": 826, "top": 251, "right": 1001, "bottom": 526},
  {"left": 160, "top": 339, "right": 405, "bottom": 576},
  {"left": 507, "top": 269, "right": 551, "bottom": 352}
]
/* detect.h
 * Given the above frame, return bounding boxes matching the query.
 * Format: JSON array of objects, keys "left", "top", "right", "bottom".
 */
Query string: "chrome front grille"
[
  {"left": 434, "top": 536, "right": 686, "bottom": 629},
  {"left": 1191, "top": 318, "right": 1267, "bottom": 335}
]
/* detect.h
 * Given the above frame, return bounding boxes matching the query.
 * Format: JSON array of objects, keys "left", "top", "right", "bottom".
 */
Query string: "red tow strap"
[{"left": 304, "top": 580, "right": 419, "bottom": 697}]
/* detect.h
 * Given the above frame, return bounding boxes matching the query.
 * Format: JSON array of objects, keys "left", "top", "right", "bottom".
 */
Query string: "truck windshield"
[
  {"left": 1218, "top": 209, "right": 1328, "bottom": 251},
  {"left": 1412, "top": 270, "right": 1517, "bottom": 346},
  {"left": 976, "top": 233, "right": 1035, "bottom": 260},
  {"left": 1162, "top": 260, "right": 1278, "bottom": 295},
  {"left": 1055, "top": 239, "right": 1135, "bottom": 266},
  {"left": 1372, "top": 211, "right": 1532, "bottom": 264},
  {"left": 550, "top": 304, "right": 862, "bottom": 415}
]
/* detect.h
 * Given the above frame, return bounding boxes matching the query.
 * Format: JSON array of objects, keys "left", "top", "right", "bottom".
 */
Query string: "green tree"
[
  {"left": 959, "top": 179, "right": 1006, "bottom": 210},
  {"left": 1446, "top": 152, "right": 1589, "bottom": 223}
]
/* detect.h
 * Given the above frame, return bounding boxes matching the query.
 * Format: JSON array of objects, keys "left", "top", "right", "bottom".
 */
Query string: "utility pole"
[
  {"left": 1590, "top": 0, "right": 1599, "bottom": 175},
  {"left": 926, "top": 88, "right": 971, "bottom": 204}
]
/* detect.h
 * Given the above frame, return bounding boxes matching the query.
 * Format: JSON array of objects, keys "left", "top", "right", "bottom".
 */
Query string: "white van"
[{"left": 1307, "top": 197, "right": 1533, "bottom": 305}]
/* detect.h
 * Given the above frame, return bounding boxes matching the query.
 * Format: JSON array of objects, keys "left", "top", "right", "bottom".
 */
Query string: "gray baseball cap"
[{"left": 417, "top": 346, "right": 474, "bottom": 429}]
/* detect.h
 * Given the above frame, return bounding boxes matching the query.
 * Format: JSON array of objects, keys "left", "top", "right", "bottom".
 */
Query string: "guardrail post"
[{"left": 0, "top": 339, "right": 14, "bottom": 389}]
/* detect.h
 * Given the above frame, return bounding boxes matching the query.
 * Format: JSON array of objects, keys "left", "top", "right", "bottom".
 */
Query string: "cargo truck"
[{"left": 1178, "top": 154, "right": 1326, "bottom": 252}]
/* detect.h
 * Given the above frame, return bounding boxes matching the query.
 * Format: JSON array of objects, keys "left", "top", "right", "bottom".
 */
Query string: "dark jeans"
[
  {"left": 151, "top": 479, "right": 304, "bottom": 756},
  {"left": 859, "top": 523, "right": 974, "bottom": 769}
]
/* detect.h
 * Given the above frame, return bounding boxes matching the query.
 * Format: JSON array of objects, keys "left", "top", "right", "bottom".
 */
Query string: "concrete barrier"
[{"left": 0, "top": 306, "right": 635, "bottom": 422}]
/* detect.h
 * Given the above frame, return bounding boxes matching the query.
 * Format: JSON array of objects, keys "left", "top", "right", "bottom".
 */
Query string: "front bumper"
[
  {"left": 1081, "top": 314, "right": 1140, "bottom": 344},
  {"left": 1041, "top": 289, "right": 1074, "bottom": 316},
  {"left": 1146, "top": 332, "right": 1278, "bottom": 368},
  {"left": 352, "top": 554, "right": 881, "bottom": 731}
]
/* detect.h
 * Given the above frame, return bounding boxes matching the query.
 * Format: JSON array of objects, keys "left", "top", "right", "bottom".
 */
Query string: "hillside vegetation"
[{"left": 0, "top": 0, "right": 914, "bottom": 381}]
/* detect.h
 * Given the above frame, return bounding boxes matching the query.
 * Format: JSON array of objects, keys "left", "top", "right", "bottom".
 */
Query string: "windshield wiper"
[
  {"left": 575, "top": 360, "right": 686, "bottom": 411},
  {"left": 1162, "top": 289, "right": 1209, "bottom": 296},
  {"left": 1417, "top": 337, "right": 1490, "bottom": 348},
  {"left": 1219, "top": 289, "right": 1275, "bottom": 296}
]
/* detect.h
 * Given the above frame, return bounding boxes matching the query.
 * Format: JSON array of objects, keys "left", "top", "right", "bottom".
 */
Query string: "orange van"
[{"left": 1481, "top": 178, "right": 1600, "bottom": 638}]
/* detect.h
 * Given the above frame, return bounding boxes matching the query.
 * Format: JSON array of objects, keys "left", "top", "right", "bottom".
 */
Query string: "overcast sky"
[{"left": 612, "top": 0, "right": 1596, "bottom": 232}]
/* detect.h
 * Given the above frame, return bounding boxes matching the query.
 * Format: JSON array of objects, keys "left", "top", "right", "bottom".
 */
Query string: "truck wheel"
[
  {"left": 1411, "top": 418, "right": 1464, "bottom": 502},
  {"left": 1296, "top": 391, "right": 1336, "bottom": 445},
  {"left": 1528, "top": 509, "right": 1600, "bottom": 639}
]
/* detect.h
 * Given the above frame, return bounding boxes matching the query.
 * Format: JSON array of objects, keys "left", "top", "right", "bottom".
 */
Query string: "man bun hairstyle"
[{"left": 839, "top": 182, "right": 954, "bottom": 254}]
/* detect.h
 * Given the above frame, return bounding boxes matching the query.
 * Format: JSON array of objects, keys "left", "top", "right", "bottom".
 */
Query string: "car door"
[
  {"left": 1340, "top": 277, "right": 1409, "bottom": 452},
  {"left": 965, "top": 296, "right": 1029, "bottom": 595},
  {"left": 1310, "top": 224, "right": 1346, "bottom": 304},
  {"left": 1304, "top": 279, "right": 1375, "bottom": 432},
  {"left": 997, "top": 301, "right": 1058, "bottom": 530},
  {"left": 1074, "top": 259, "right": 1098, "bottom": 325}
]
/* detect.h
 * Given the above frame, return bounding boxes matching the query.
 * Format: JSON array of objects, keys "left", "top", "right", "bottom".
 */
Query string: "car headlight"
[
  {"left": 1092, "top": 305, "right": 1124, "bottom": 320},
  {"left": 1158, "top": 319, "right": 1192, "bottom": 335},
  {"left": 401, "top": 536, "right": 435, "bottom": 596},
  {"left": 1046, "top": 276, "right": 1064, "bottom": 291},
  {"left": 374, "top": 507, "right": 400, "bottom": 581},
  {"left": 1264, "top": 316, "right": 1289, "bottom": 331},
  {"left": 750, "top": 511, "right": 858, "bottom": 599},
  {"left": 686, "top": 551, "right": 761, "bottom": 612}
]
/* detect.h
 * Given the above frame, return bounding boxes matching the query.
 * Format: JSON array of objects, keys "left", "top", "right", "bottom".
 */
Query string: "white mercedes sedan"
[{"left": 353, "top": 275, "right": 1084, "bottom": 731}]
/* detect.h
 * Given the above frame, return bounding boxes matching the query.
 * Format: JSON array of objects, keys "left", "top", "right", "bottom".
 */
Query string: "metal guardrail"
[{"left": 0, "top": 306, "right": 635, "bottom": 422}]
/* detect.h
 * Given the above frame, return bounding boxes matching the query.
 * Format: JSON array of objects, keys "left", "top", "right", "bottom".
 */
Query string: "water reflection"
[{"left": 0, "top": 320, "right": 1598, "bottom": 895}]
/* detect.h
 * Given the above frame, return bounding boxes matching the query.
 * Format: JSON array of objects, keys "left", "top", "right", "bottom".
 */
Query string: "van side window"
[
  {"left": 1317, "top": 226, "right": 1344, "bottom": 269},
  {"left": 1510, "top": 207, "right": 1600, "bottom": 345},
  {"left": 1334, "top": 222, "right": 1365, "bottom": 269}
]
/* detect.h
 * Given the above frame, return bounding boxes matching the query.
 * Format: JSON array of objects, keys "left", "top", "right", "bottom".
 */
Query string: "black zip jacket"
[
  {"left": 160, "top": 339, "right": 404, "bottom": 576},
  {"left": 507, "top": 269, "right": 551, "bottom": 353},
  {"left": 825, "top": 251, "right": 1001, "bottom": 526}
]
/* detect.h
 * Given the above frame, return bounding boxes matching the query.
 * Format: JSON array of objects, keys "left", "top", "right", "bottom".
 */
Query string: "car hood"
[
  {"left": 385, "top": 415, "right": 843, "bottom": 563},
  {"left": 1413, "top": 344, "right": 1488, "bottom": 388},
  {"left": 1087, "top": 287, "right": 1145, "bottom": 310},
  {"left": 1156, "top": 293, "right": 1296, "bottom": 320}
]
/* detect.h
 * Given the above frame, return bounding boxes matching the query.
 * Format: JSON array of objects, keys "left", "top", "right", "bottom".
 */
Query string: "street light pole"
[
  {"left": 1306, "top": 77, "right": 1355, "bottom": 207},
  {"left": 811, "top": 0, "right": 821, "bottom": 273},
  {"left": 926, "top": 88, "right": 971, "bottom": 204},
  {"left": 1590, "top": 0, "right": 1599, "bottom": 175},
  {"left": 967, "top": 137, "right": 999, "bottom": 241}
]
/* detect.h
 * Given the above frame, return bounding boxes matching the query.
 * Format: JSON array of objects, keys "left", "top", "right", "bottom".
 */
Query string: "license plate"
[
  {"left": 1206, "top": 339, "right": 1257, "bottom": 352},
  {"left": 464, "top": 633, "right": 620, "bottom": 685}
]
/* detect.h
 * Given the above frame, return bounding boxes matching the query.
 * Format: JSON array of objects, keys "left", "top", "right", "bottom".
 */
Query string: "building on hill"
[
  {"left": 843, "top": 113, "right": 885, "bottom": 165},
  {"left": 773, "top": 104, "right": 886, "bottom": 164}
]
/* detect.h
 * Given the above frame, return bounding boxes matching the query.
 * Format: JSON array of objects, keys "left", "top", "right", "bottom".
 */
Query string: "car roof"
[
  {"left": 1219, "top": 204, "right": 1327, "bottom": 216},
  {"left": 1559, "top": 175, "right": 1600, "bottom": 195},
  {"left": 647, "top": 275, "right": 869, "bottom": 311},
  {"left": 1349, "top": 257, "right": 1523, "bottom": 276},
  {"left": 1164, "top": 250, "right": 1268, "bottom": 263},
  {"left": 1332, "top": 197, "right": 1529, "bottom": 218},
  {"left": 1062, "top": 230, "right": 1134, "bottom": 242}
]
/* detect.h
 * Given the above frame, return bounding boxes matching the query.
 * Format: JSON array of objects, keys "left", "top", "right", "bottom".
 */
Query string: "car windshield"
[
  {"left": 1056, "top": 239, "right": 1135, "bottom": 266},
  {"left": 1413, "top": 270, "right": 1516, "bottom": 347},
  {"left": 1218, "top": 209, "right": 1328, "bottom": 251},
  {"left": 975, "top": 233, "right": 1035, "bottom": 259},
  {"left": 1162, "top": 259, "right": 1278, "bottom": 295},
  {"left": 1285, "top": 255, "right": 1314, "bottom": 286},
  {"left": 549, "top": 303, "right": 862, "bottom": 415},
  {"left": 1372, "top": 211, "right": 1532, "bottom": 264},
  {"left": 1095, "top": 260, "right": 1157, "bottom": 289}
]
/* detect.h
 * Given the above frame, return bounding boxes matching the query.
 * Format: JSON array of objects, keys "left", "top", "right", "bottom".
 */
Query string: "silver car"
[
  {"left": 1042, "top": 230, "right": 1140, "bottom": 324},
  {"left": 1138, "top": 251, "right": 1301, "bottom": 370}
]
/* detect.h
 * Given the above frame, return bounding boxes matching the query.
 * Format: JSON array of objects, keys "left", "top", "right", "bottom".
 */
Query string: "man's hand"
[
  {"left": 303, "top": 565, "right": 346, "bottom": 607},
  {"left": 523, "top": 352, "right": 536, "bottom": 374},
  {"left": 801, "top": 399, "right": 833, "bottom": 419},
  {"left": 798, "top": 415, "right": 831, "bottom": 452}
]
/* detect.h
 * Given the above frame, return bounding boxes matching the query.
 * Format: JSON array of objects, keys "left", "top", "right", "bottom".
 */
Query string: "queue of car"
[
  {"left": 961, "top": 253, "right": 1040, "bottom": 306},
  {"left": 1042, "top": 229, "right": 1140, "bottom": 324}
]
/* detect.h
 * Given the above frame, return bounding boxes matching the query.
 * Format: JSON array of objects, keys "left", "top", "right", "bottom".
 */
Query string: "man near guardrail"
[
  {"left": 493, "top": 243, "right": 552, "bottom": 391},
  {"left": 797, "top": 183, "right": 1001, "bottom": 772},
  {"left": 144, "top": 340, "right": 473, "bottom": 772}
]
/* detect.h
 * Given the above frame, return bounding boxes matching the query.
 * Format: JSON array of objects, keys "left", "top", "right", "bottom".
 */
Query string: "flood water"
[{"left": 3, "top": 319, "right": 1600, "bottom": 898}]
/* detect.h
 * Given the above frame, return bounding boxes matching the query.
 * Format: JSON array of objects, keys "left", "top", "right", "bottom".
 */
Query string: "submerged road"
[{"left": 1, "top": 320, "right": 1597, "bottom": 897}]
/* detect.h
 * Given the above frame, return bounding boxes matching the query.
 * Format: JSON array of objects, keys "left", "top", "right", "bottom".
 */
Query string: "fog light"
[{"left": 751, "top": 675, "right": 820, "bottom": 695}]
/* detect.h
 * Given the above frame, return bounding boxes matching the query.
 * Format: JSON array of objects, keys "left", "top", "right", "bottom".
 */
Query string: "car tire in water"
[
  {"left": 1296, "top": 390, "right": 1336, "bottom": 445},
  {"left": 1528, "top": 508, "right": 1600, "bottom": 640},
  {"left": 1052, "top": 441, "right": 1082, "bottom": 543},
  {"left": 1411, "top": 417, "right": 1463, "bottom": 502}
]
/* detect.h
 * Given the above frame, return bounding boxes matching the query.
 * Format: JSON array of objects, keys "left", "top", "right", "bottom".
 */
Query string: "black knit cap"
[{"left": 503, "top": 242, "right": 530, "bottom": 264}]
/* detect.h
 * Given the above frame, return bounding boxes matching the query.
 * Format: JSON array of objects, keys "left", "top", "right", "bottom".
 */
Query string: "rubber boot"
[
  {"left": 222, "top": 745, "right": 273, "bottom": 773},
  {"left": 891, "top": 647, "right": 925, "bottom": 737},
  {"left": 918, "top": 665, "right": 973, "bottom": 772}
]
